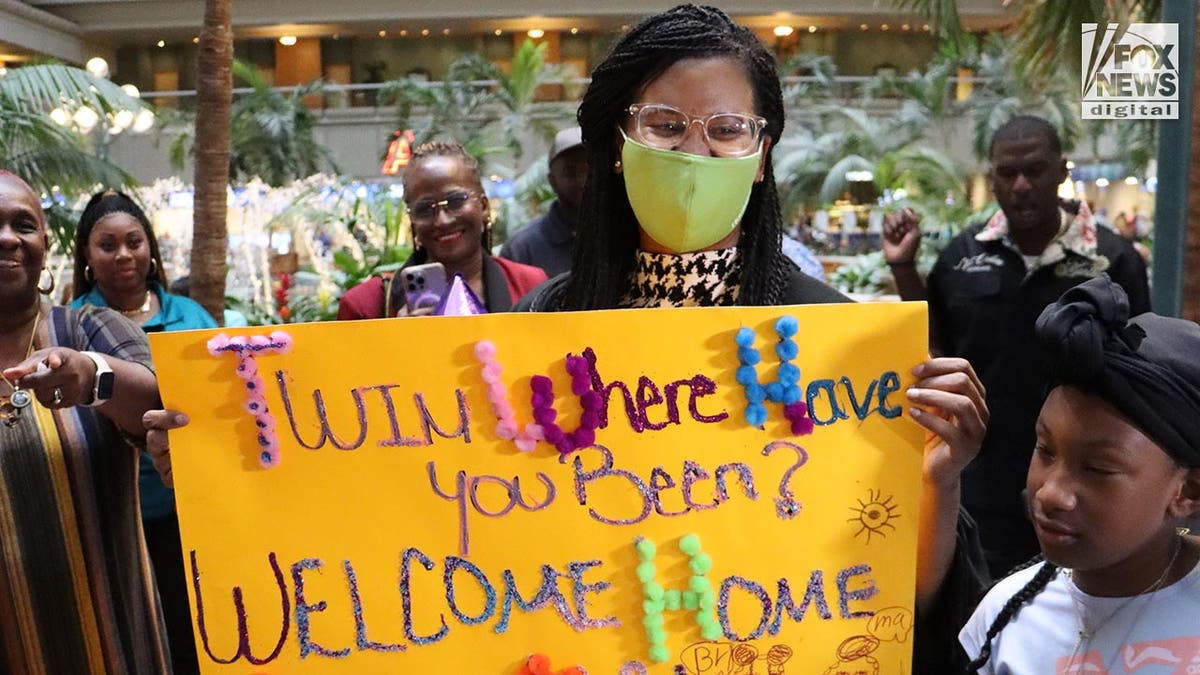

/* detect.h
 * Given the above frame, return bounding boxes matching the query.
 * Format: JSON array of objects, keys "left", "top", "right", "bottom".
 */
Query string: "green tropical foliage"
[
  {"left": 890, "top": 0, "right": 968, "bottom": 55},
  {"left": 0, "top": 63, "right": 151, "bottom": 252},
  {"left": 378, "top": 39, "right": 569, "bottom": 173},
  {"left": 166, "top": 60, "right": 337, "bottom": 186},
  {"left": 1011, "top": 0, "right": 1161, "bottom": 85},
  {"left": 494, "top": 155, "right": 555, "bottom": 245},
  {"left": 773, "top": 57, "right": 966, "bottom": 230},
  {"left": 830, "top": 251, "right": 889, "bottom": 295},
  {"left": 263, "top": 183, "right": 411, "bottom": 293},
  {"left": 779, "top": 53, "right": 840, "bottom": 104},
  {"left": 450, "top": 39, "right": 571, "bottom": 164},
  {"left": 891, "top": 1, "right": 1161, "bottom": 175},
  {"left": 330, "top": 196, "right": 411, "bottom": 289},
  {"left": 229, "top": 60, "right": 337, "bottom": 186},
  {"left": 773, "top": 54, "right": 975, "bottom": 295},
  {"left": 960, "top": 35, "right": 1083, "bottom": 161},
  {"left": 893, "top": 0, "right": 1161, "bottom": 82},
  {"left": 378, "top": 61, "right": 502, "bottom": 159},
  {"left": 0, "top": 64, "right": 143, "bottom": 196},
  {"left": 156, "top": 107, "right": 196, "bottom": 174}
]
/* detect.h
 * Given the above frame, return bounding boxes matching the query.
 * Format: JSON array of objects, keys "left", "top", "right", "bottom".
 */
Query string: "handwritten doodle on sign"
[{"left": 848, "top": 489, "right": 902, "bottom": 544}]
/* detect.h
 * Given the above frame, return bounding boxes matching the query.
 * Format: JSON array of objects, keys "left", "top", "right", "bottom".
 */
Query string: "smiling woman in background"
[
  {"left": 71, "top": 191, "right": 216, "bottom": 333},
  {"left": 70, "top": 189, "right": 214, "bottom": 674},
  {"left": 337, "top": 141, "right": 546, "bottom": 319}
]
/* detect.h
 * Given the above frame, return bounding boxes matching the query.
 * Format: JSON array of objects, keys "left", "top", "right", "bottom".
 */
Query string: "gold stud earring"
[{"left": 613, "top": 159, "right": 623, "bottom": 173}]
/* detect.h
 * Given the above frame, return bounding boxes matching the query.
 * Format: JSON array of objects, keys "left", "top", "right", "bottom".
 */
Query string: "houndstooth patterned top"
[{"left": 621, "top": 248, "right": 740, "bottom": 308}]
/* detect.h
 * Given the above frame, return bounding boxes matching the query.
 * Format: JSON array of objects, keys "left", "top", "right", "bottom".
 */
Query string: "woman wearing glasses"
[
  {"left": 337, "top": 142, "right": 546, "bottom": 319},
  {"left": 515, "top": 5, "right": 989, "bottom": 670},
  {"left": 516, "top": 7, "right": 846, "bottom": 311}
]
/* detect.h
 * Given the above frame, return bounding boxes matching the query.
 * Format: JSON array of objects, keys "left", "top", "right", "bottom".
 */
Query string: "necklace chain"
[
  {"left": 1065, "top": 533, "right": 1184, "bottom": 666},
  {"left": 119, "top": 290, "right": 152, "bottom": 316},
  {"left": 0, "top": 308, "right": 42, "bottom": 427}
]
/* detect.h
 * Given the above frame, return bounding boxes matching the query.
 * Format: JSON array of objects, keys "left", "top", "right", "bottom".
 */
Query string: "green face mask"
[{"left": 621, "top": 131, "right": 762, "bottom": 252}]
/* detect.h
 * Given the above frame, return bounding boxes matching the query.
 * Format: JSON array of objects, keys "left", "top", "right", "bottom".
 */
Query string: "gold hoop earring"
[
  {"left": 148, "top": 259, "right": 158, "bottom": 279},
  {"left": 37, "top": 268, "right": 55, "bottom": 296},
  {"left": 84, "top": 265, "right": 95, "bottom": 283}
]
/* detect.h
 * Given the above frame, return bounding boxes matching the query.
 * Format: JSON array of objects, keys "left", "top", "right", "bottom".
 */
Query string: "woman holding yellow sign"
[
  {"left": 513, "top": 4, "right": 990, "bottom": 671},
  {"left": 143, "top": 5, "right": 989, "bottom": 674}
]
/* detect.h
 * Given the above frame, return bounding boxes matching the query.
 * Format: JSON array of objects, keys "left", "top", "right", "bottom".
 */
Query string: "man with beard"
[
  {"left": 501, "top": 126, "right": 586, "bottom": 278},
  {"left": 883, "top": 115, "right": 1150, "bottom": 578}
]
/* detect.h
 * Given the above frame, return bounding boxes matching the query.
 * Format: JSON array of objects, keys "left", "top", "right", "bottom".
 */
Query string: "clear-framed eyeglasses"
[
  {"left": 407, "top": 190, "right": 479, "bottom": 225},
  {"left": 626, "top": 103, "right": 767, "bottom": 158}
]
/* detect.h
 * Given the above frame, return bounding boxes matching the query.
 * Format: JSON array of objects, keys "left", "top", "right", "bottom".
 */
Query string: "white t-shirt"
[{"left": 960, "top": 559, "right": 1200, "bottom": 674}]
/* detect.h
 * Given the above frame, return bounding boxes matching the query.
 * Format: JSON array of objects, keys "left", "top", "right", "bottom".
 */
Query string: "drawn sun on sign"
[{"left": 848, "top": 489, "right": 900, "bottom": 544}]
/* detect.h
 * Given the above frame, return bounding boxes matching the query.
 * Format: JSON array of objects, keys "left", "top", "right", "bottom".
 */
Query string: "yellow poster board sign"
[{"left": 149, "top": 303, "right": 927, "bottom": 674}]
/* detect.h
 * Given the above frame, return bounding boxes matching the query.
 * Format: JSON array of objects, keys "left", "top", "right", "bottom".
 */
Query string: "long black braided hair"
[
  {"left": 966, "top": 557, "right": 1059, "bottom": 672},
  {"left": 560, "top": 4, "right": 790, "bottom": 310}
]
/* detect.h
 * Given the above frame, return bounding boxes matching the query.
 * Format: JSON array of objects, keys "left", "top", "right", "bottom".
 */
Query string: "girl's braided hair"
[
  {"left": 966, "top": 558, "right": 1059, "bottom": 672},
  {"left": 560, "top": 4, "right": 790, "bottom": 310}
]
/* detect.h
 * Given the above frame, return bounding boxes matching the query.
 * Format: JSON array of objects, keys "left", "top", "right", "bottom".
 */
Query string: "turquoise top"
[
  {"left": 72, "top": 282, "right": 218, "bottom": 521},
  {"left": 72, "top": 281, "right": 219, "bottom": 334}
]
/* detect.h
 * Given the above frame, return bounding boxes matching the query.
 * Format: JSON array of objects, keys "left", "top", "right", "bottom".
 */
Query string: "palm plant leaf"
[
  {"left": 965, "top": 35, "right": 1083, "bottom": 160},
  {"left": 506, "top": 39, "right": 562, "bottom": 108},
  {"left": 153, "top": 107, "right": 197, "bottom": 172},
  {"left": 892, "top": 0, "right": 1162, "bottom": 86},
  {"left": 886, "top": 144, "right": 965, "bottom": 200},
  {"left": 3, "top": 147, "right": 130, "bottom": 194},
  {"left": 226, "top": 59, "right": 336, "bottom": 185},
  {"left": 0, "top": 63, "right": 145, "bottom": 116},
  {"left": 818, "top": 154, "right": 874, "bottom": 205},
  {"left": 0, "top": 83, "right": 133, "bottom": 196},
  {"left": 781, "top": 54, "right": 841, "bottom": 107},
  {"left": 890, "top": 0, "right": 967, "bottom": 54},
  {"left": 379, "top": 39, "right": 570, "bottom": 175},
  {"left": 1009, "top": 0, "right": 1160, "bottom": 85}
]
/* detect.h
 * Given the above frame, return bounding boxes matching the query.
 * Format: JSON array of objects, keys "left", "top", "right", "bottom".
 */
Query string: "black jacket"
[
  {"left": 930, "top": 221, "right": 1150, "bottom": 577},
  {"left": 513, "top": 255, "right": 986, "bottom": 671},
  {"left": 513, "top": 259, "right": 850, "bottom": 311}
]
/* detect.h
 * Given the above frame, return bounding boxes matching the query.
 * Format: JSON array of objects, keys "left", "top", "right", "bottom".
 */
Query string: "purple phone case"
[{"left": 402, "top": 264, "right": 447, "bottom": 311}]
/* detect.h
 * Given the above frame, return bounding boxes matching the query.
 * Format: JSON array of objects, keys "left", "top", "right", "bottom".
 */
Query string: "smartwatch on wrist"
[{"left": 79, "top": 351, "right": 114, "bottom": 406}]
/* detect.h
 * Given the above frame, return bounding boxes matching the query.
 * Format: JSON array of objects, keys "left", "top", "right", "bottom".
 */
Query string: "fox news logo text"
[{"left": 1082, "top": 23, "right": 1179, "bottom": 120}]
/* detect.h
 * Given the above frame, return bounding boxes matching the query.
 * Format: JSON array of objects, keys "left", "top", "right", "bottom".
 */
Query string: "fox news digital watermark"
[{"left": 1082, "top": 23, "right": 1179, "bottom": 120}]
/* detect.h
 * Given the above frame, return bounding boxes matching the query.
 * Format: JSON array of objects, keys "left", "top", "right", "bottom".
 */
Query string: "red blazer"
[{"left": 337, "top": 255, "right": 547, "bottom": 320}]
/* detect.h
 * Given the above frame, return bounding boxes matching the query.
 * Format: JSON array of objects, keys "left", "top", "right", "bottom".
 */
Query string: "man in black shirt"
[
  {"left": 884, "top": 115, "right": 1150, "bottom": 577},
  {"left": 501, "top": 126, "right": 587, "bottom": 278}
]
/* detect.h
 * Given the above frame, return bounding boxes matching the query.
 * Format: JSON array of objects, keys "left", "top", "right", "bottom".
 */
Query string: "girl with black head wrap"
[{"left": 961, "top": 275, "right": 1200, "bottom": 673}]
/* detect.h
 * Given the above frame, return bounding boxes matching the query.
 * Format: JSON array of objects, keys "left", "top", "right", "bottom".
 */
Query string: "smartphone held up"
[{"left": 401, "top": 262, "right": 448, "bottom": 314}]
